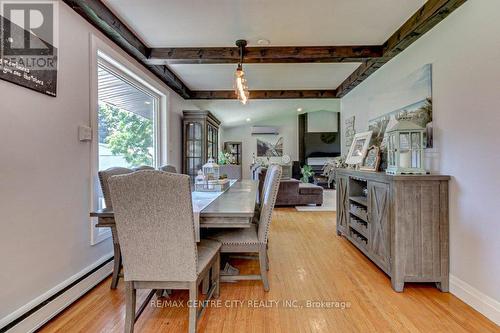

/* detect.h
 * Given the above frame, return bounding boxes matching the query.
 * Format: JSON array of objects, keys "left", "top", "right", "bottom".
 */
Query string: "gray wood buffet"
[{"left": 335, "top": 169, "right": 450, "bottom": 292}]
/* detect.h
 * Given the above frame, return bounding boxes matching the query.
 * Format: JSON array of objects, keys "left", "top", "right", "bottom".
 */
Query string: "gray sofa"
[{"left": 258, "top": 168, "right": 323, "bottom": 206}]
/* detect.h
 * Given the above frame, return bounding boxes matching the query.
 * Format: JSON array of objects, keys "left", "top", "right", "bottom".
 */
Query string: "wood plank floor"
[{"left": 39, "top": 209, "right": 498, "bottom": 333}]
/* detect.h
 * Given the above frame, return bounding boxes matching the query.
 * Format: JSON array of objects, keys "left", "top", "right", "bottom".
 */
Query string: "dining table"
[{"left": 90, "top": 179, "right": 258, "bottom": 289}]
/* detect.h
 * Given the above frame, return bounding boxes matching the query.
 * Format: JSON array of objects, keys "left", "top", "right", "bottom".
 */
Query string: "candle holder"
[
  {"left": 386, "top": 120, "right": 426, "bottom": 175},
  {"left": 202, "top": 158, "right": 220, "bottom": 180}
]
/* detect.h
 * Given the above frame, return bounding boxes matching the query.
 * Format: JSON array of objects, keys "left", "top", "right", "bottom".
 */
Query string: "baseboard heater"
[{"left": 0, "top": 255, "right": 114, "bottom": 333}]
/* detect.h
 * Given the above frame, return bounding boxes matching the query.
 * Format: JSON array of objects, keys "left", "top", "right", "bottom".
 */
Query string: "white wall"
[
  {"left": 168, "top": 93, "right": 199, "bottom": 171},
  {"left": 341, "top": 0, "right": 500, "bottom": 321},
  {"left": 222, "top": 105, "right": 341, "bottom": 179},
  {"left": 0, "top": 3, "right": 196, "bottom": 322},
  {"left": 222, "top": 114, "right": 299, "bottom": 179}
]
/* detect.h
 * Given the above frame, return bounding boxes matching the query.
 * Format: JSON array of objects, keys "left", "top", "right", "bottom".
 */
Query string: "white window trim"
[{"left": 89, "top": 34, "right": 168, "bottom": 245}]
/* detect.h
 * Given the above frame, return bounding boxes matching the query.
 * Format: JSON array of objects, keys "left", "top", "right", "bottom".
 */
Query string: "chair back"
[
  {"left": 160, "top": 164, "right": 177, "bottom": 173},
  {"left": 133, "top": 165, "right": 155, "bottom": 171},
  {"left": 98, "top": 167, "right": 133, "bottom": 209},
  {"left": 109, "top": 171, "right": 198, "bottom": 282},
  {"left": 259, "top": 164, "right": 277, "bottom": 205},
  {"left": 258, "top": 165, "right": 282, "bottom": 243}
]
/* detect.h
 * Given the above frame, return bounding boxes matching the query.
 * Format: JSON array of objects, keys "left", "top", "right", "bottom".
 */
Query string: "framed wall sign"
[
  {"left": 0, "top": 3, "right": 58, "bottom": 97},
  {"left": 360, "top": 145, "right": 381, "bottom": 172}
]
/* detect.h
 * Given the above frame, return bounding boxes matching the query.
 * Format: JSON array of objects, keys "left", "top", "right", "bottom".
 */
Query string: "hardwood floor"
[{"left": 39, "top": 209, "right": 498, "bottom": 333}]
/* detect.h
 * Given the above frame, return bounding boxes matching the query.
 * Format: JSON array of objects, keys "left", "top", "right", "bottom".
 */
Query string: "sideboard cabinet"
[
  {"left": 182, "top": 110, "right": 221, "bottom": 178},
  {"left": 336, "top": 169, "right": 450, "bottom": 292}
]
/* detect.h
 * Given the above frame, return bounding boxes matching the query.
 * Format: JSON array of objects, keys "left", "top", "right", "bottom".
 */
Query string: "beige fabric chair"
[
  {"left": 108, "top": 171, "right": 221, "bottom": 333},
  {"left": 253, "top": 163, "right": 276, "bottom": 222},
  {"left": 207, "top": 165, "right": 282, "bottom": 291},
  {"left": 98, "top": 167, "right": 134, "bottom": 289},
  {"left": 98, "top": 167, "right": 133, "bottom": 209},
  {"left": 159, "top": 164, "right": 177, "bottom": 173},
  {"left": 132, "top": 165, "right": 155, "bottom": 171}
]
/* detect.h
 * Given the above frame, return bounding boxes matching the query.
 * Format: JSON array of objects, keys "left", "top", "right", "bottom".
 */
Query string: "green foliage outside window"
[{"left": 98, "top": 103, "right": 153, "bottom": 167}]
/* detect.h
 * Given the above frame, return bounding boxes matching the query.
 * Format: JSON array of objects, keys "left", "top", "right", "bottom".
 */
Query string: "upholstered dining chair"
[
  {"left": 253, "top": 164, "right": 276, "bottom": 222},
  {"left": 99, "top": 167, "right": 133, "bottom": 209},
  {"left": 132, "top": 165, "right": 155, "bottom": 171},
  {"left": 98, "top": 167, "right": 134, "bottom": 289},
  {"left": 159, "top": 164, "right": 178, "bottom": 173},
  {"left": 108, "top": 171, "right": 221, "bottom": 333},
  {"left": 207, "top": 165, "right": 282, "bottom": 291}
]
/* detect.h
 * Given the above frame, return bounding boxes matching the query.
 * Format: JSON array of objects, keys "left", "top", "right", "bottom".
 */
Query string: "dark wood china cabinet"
[{"left": 182, "top": 110, "right": 221, "bottom": 178}]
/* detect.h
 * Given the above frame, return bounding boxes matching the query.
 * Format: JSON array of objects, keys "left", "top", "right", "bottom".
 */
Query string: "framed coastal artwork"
[{"left": 368, "top": 64, "right": 433, "bottom": 150}]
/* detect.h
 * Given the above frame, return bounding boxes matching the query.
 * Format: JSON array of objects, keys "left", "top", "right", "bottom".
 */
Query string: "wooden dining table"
[{"left": 90, "top": 179, "right": 258, "bottom": 289}]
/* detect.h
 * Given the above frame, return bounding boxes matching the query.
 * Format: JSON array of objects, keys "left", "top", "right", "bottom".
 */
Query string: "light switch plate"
[{"left": 78, "top": 125, "right": 92, "bottom": 141}]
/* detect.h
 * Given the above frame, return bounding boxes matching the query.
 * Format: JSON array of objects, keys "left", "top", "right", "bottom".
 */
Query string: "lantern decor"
[
  {"left": 195, "top": 158, "right": 230, "bottom": 192},
  {"left": 194, "top": 170, "right": 206, "bottom": 184},
  {"left": 202, "top": 158, "right": 220, "bottom": 181},
  {"left": 386, "top": 120, "right": 427, "bottom": 175}
]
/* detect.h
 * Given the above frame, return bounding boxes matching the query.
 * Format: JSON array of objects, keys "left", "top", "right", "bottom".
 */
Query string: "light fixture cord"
[{"left": 239, "top": 44, "right": 244, "bottom": 68}]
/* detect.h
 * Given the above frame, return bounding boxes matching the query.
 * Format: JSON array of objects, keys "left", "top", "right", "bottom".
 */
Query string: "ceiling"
[
  {"left": 103, "top": 0, "right": 426, "bottom": 47},
  {"left": 101, "top": 0, "right": 427, "bottom": 124},
  {"left": 98, "top": 66, "right": 154, "bottom": 119},
  {"left": 170, "top": 63, "right": 361, "bottom": 90},
  {"left": 192, "top": 99, "right": 340, "bottom": 127}
]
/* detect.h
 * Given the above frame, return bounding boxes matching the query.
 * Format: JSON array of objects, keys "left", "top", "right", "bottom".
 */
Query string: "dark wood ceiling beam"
[
  {"left": 336, "top": 0, "right": 467, "bottom": 98},
  {"left": 335, "top": 59, "right": 389, "bottom": 98},
  {"left": 62, "top": 0, "right": 191, "bottom": 98},
  {"left": 64, "top": 0, "right": 467, "bottom": 100},
  {"left": 190, "top": 90, "right": 338, "bottom": 100},
  {"left": 147, "top": 46, "right": 383, "bottom": 65},
  {"left": 383, "top": 0, "right": 467, "bottom": 58}
]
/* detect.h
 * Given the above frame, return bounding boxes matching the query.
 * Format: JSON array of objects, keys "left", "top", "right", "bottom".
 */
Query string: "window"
[
  {"left": 90, "top": 42, "right": 164, "bottom": 245},
  {"left": 95, "top": 58, "right": 160, "bottom": 213},
  {"left": 97, "top": 61, "right": 159, "bottom": 170}
]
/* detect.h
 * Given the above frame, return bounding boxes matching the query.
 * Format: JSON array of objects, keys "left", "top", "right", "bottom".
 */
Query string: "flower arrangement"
[
  {"left": 300, "top": 165, "right": 314, "bottom": 183},
  {"left": 218, "top": 151, "right": 234, "bottom": 165}
]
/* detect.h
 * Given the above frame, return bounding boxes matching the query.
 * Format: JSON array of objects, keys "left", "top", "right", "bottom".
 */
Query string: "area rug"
[{"left": 295, "top": 189, "right": 336, "bottom": 212}]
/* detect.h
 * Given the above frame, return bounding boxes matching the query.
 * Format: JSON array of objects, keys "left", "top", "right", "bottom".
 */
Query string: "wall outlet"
[{"left": 78, "top": 125, "right": 92, "bottom": 141}]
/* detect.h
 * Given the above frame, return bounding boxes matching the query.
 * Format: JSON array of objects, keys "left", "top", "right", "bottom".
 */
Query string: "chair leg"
[
  {"left": 259, "top": 246, "right": 270, "bottom": 292},
  {"left": 111, "top": 245, "right": 122, "bottom": 289},
  {"left": 202, "top": 276, "right": 209, "bottom": 295},
  {"left": 266, "top": 250, "right": 270, "bottom": 271},
  {"left": 188, "top": 282, "right": 198, "bottom": 333},
  {"left": 212, "top": 253, "right": 220, "bottom": 298},
  {"left": 125, "top": 281, "right": 136, "bottom": 333},
  {"left": 266, "top": 242, "right": 270, "bottom": 271}
]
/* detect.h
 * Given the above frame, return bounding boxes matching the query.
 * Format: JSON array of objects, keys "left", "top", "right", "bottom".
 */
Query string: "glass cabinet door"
[
  {"left": 185, "top": 122, "right": 202, "bottom": 178},
  {"left": 213, "top": 127, "right": 218, "bottom": 159},
  {"left": 207, "top": 124, "right": 218, "bottom": 160},
  {"left": 183, "top": 112, "right": 220, "bottom": 179}
]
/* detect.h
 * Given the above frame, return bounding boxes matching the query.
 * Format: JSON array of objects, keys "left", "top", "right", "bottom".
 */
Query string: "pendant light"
[{"left": 234, "top": 39, "right": 249, "bottom": 105}]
